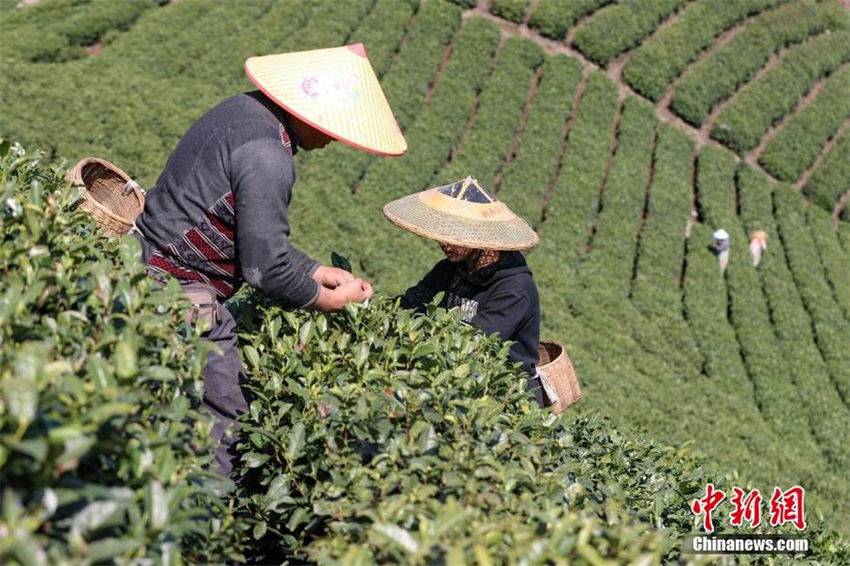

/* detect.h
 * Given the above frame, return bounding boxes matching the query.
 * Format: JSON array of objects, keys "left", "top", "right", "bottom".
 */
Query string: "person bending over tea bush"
[
  {"left": 132, "top": 44, "right": 406, "bottom": 475},
  {"left": 384, "top": 177, "right": 545, "bottom": 405}
]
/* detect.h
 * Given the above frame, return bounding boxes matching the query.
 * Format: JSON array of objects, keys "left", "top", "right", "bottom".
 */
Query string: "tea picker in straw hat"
[
  {"left": 132, "top": 44, "right": 406, "bottom": 475},
  {"left": 711, "top": 229, "right": 730, "bottom": 272},
  {"left": 750, "top": 230, "right": 767, "bottom": 267},
  {"left": 384, "top": 177, "right": 548, "bottom": 406}
]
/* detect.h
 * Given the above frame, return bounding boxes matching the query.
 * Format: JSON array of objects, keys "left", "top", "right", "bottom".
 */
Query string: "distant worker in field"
[
  {"left": 711, "top": 229, "right": 730, "bottom": 272},
  {"left": 132, "top": 44, "right": 406, "bottom": 475},
  {"left": 384, "top": 177, "right": 546, "bottom": 406},
  {"left": 749, "top": 230, "right": 768, "bottom": 267}
]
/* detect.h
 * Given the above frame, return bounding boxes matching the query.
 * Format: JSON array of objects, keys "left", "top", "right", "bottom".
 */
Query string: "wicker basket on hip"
[
  {"left": 67, "top": 157, "right": 145, "bottom": 238},
  {"left": 536, "top": 341, "right": 582, "bottom": 414}
]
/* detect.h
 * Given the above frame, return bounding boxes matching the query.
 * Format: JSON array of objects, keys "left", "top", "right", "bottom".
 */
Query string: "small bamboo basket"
[
  {"left": 67, "top": 157, "right": 145, "bottom": 238},
  {"left": 536, "top": 341, "right": 582, "bottom": 414}
]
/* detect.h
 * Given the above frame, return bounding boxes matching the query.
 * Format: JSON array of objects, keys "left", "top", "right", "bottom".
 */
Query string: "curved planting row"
[
  {"left": 774, "top": 185, "right": 850, "bottom": 410},
  {"left": 538, "top": 70, "right": 618, "bottom": 270},
  {"left": 623, "top": 0, "right": 785, "bottom": 101},
  {"left": 737, "top": 168, "right": 850, "bottom": 516},
  {"left": 571, "top": 0, "right": 685, "bottom": 67},
  {"left": 496, "top": 54, "right": 583, "bottom": 226},
  {"left": 579, "top": 97, "right": 655, "bottom": 296},
  {"left": 379, "top": 0, "right": 463, "bottom": 132},
  {"left": 671, "top": 1, "right": 847, "bottom": 127},
  {"left": 630, "top": 124, "right": 702, "bottom": 373},
  {"left": 435, "top": 37, "right": 545, "bottom": 187},
  {"left": 527, "top": 0, "right": 611, "bottom": 40},
  {"left": 802, "top": 127, "right": 850, "bottom": 212},
  {"left": 711, "top": 29, "right": 850, "bottom": 154},
  {"left": 758, "top": 64, "right": 850, "bottom": 182},
  {"left": 696, "top": 147, "right": 823, "bottom": 467},
  {"left": 807, "top": 206, "right": 850, "bottom": 325},
  {"left": 0, "top": 0, "right": 154, "bottom": 63}
]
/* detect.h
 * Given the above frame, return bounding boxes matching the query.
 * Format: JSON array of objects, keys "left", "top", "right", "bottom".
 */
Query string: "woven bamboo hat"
[
  {"left": 245, "top": 44, "right": 406, "bottom": 156},
  {"left": 383, "top": 177, "right": 539, "bottom": 251}
]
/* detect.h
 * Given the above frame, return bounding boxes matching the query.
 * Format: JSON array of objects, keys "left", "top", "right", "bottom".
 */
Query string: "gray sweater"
[{"left": 135, "top": 91, "right": 320, "bottom": 308}]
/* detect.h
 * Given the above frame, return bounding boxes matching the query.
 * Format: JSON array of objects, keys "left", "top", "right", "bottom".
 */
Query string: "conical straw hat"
[
  {"left": 383, "top": 177, "right": 539, "bottom": 251},
  {"left": 245, "top": 44, "right": 406, "bottom": 156}
]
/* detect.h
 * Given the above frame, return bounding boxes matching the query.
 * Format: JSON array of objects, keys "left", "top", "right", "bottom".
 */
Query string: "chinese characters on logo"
[{"left": 691, "top": 485, "right": 806, "bottom": 533}]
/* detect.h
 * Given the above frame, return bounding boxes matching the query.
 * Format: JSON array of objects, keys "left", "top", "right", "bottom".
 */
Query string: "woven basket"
[
  {"left": 536, "top": 341, "right": 582, "bottom": 414},
  {"left": 67, "top": 157, "right": 145, "bottom": 238}
]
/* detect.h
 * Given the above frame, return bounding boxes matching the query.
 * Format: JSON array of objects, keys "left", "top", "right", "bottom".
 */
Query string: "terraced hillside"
[{"left": 2, "top": 0, "right": 850, "bottom": 539}]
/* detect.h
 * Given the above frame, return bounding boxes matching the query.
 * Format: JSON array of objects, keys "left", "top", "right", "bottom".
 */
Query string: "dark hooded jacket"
[{"left": 400, "top": 251, "right": 540, "bottom": 378}]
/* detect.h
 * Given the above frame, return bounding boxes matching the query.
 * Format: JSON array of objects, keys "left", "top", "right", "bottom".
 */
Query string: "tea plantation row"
[{"left": 10, "top": 144, "right": 848, "bottom": 563}]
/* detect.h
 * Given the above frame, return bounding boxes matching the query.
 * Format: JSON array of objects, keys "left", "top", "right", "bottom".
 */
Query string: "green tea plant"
[
  {"left": 572, "top": 0, "right": 684, "bottom": 67},
  {"left": 711, "top": 29, "right": 850, "bottom": 153},
  {"left": 528, "top": 0, "right": 610, "bottom": 40},
  {"left": 671, "top": 1, "right": 847, "bottom": 127},
  {"left": 230, "top": 293, "right": 713, "bottom": 563},
  {"left": 803, "top": 128, "right": 850, "bottom": 212},
  {"left": 758, "top": 64, "right": 850, "bottom": 182},
  {"left": 496, "top": 54, "right": 582, "bottom": 227},
  {"left": 629, "top": 124, "right": 702, "bottom": 372},
  {"left": 623, "top": 0, "right": 786, "bottom": 101},
  {"left": 807, "top": 206, "right": 850, "bottom": 323},
  {"left": 0, "top": 143, "right": 246, "bottom": 564},
  {"left": 490, "top": 0, "right": 529, "bottom": 23},
  {"left": 435, "top": 37, "right": 545, "bottom": 186}
]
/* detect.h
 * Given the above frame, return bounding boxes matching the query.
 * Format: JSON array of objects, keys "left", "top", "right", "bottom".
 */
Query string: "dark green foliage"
[
  {"left": 695, "top": 148, "right": 825, "bottom": 476},
  {"left": 580, "top": 97, "right": 655, "bottom": 297},
  {"left": 490, "top": 0, "right": 529, "bottom": 23},
  {"left": 807, "top": 206, "right": 850, "bottom": 329},
  {"left": 539, "top": 70, "right": 618, "bottom": 269},
  {"left": 759, "top": 65, "right": 850, "bottom": 182},
  {"left": 0, "top": 144, "right": 246, "bottom": 564},
  {"left": 623, "top": 0, "right": 786, "bottom": 101},
  {"left": 738, "top": 169, "right": 850, "bottom": 487},
  {"left": 629, "top": 124, "right": 702, "bottom": 373},
  {"left": 436, "top": 37, "right": 545, "bottom": 186},
  {"left": 497, "top": 54, "right": 583, "bottom": 226},
  {"left": 572, "top": 0, "right": 685, "bottom": 66},
  {"left": 528, "top": 0, "right": 611, "bottom": 41},
  {"left": 803, "top": 128, "right": 850, "bottom": 211},
  {"left": 232, "top": 294, "right": 712, "bottom": 563},
  {"left": 671, "top": 1, "right": 849, "bottom": 126},
  {"left": 0, "top": 0, "right": 154, "bottom": 63},
  {"left": 379, "top": 0, "right": 462, "bottom": 132},
  {"left": 774, "top": 185, "right": 850, "bottom": 410},
  {"left": 712, "top": 30, "right": 850, "bottom": 153}
]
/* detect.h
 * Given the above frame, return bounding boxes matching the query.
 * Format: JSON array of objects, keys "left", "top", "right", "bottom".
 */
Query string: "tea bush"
[
  {"left": 571, "top": 0, "right": 684, "bottom": 67},
  {"left": 629, "top": 124, "right": 702, "bottom": 371},
  {"left": 528, "top": 0, "right": 610, "bottom": 40},
  {"left": 671, "top": 1, "right": 847, "bottom": 127},
  {"left": 802, "top": 128, "right": 850, "bottom": 212},
  {"left": 737, "top": 169, "right": 850, "bottom": 481},
  {"left": 622, "top": 0, "right": 786, "bottom": 101},
  {"left": 758, "top": 64, "right": 850, "bottom": 182},
  {"left": 774, "top": 185, "right": 850, "bottom": 408},
  {"left": 435, "top": 37, "right": 545, "bottom": 186},
  {"left": 490, "top": 0, "right": 528, "bottom": 24},
  {"left": 0, "top": 142, "right": 246, "bottom": 564},
  {"left": 230, "top": 293, "right": 715, "bottom": 563},
  {"left": 711, "top": 29, "right": 850, "bottom": 154},
  {"left": 496, "top": 54, "right": 582, "bottom": 226}
]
